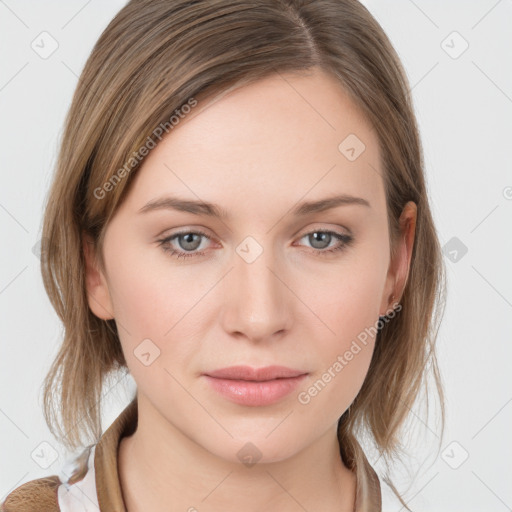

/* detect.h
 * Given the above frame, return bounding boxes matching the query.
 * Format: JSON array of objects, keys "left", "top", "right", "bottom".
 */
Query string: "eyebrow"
[{"left": 137, "top": 193, "right": 371, "bottom": 219}]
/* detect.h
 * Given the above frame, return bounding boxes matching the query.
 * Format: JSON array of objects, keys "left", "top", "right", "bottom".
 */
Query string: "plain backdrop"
[{"left": 1, "top": 1, "right": 511, "bottom": 510}]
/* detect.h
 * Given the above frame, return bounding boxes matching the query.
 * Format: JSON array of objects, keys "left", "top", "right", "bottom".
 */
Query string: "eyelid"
[
  {"left": 293, "top": 222, "right": 352, "bottom": 240},
  {"left": 155, "top": 224, "right": 212, "bottom": 239}
]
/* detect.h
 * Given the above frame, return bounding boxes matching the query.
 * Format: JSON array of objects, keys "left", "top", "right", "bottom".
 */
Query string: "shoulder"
[
  {"left": 1, "top": 444, "right": 95, "bottom": 512},
  {"left": 1, "top": 475, "right": 61, "bottom": 512}
]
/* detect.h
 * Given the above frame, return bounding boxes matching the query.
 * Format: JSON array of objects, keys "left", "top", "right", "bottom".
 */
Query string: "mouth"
[
  {"left": 202, "top": 365, "right": 308, "bottom": 406},
  {"left": 204, "top": 365, "right": 307, "bottom": 381}
]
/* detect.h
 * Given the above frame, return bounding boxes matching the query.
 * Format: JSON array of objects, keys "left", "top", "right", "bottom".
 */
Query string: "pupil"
[
  {"left": 311, "top": 232, "right": 330, "bottom": 249},
  {"left": 181, "top": 233, "right": 200, "bottom": 250}
]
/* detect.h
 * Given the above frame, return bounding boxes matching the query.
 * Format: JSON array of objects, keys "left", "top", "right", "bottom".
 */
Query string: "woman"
[{"left": 1, "top": 0, "right": 446, "bottom": 510}]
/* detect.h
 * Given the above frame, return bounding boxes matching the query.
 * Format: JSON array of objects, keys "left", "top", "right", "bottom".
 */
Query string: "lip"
[
  {"left": 205, "top": 365, "right": 306, "bottom": 381},
  {"left": 203, "top": 365, "right": 308, "bottom": 406}
]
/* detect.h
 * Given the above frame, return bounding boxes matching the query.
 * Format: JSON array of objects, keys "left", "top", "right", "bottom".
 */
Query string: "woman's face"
[{"left": 85, "top": 68, "right": 414, "bottom": 463}]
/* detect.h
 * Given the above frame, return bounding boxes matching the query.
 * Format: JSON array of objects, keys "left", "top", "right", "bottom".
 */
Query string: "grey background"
[{"left": 1, "top": 1, "right": 511, "bottom": 510}]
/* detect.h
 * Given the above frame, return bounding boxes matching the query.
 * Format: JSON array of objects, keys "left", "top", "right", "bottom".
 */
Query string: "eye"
[
  {"left": 295, "top": 230, "right": 354, "bottom": 256},
  {"left": 157, "top": 229, "right": 212, "bottom": 259},
  {"left": 157, "top": 228, "right": 354, "bottom": 260}
]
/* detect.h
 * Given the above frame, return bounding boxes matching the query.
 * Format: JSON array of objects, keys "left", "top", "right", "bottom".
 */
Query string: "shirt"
[{"left": 1, "top": 398, "right": 382, "bottom": 511}]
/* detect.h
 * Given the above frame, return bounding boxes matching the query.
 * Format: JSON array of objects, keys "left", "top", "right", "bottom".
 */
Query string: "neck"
[{"left": 118, "top": 394, "right": 356, "bottom": 512}]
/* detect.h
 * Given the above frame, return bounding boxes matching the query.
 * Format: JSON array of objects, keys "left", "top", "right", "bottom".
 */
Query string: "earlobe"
[
  {"left": 82, "top": 232, "right": 115, "bottom": 320},
  {"left": 380, "top": 201, "right": 417, "bottom": 316}
]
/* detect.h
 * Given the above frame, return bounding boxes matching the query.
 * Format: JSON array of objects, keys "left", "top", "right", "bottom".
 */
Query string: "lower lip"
[{"left": 203, "top": 374, "right": 307, "bottom": 406}]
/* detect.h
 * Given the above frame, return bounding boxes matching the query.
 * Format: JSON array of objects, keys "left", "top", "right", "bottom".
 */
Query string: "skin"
[{"left": 83, "top": 67, "right": 416, "bottom": 511}]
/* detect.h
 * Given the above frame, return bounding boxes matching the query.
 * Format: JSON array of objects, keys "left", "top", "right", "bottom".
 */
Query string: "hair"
[{"left": 40, "top": 0, "right": 446, "bottom": 508}]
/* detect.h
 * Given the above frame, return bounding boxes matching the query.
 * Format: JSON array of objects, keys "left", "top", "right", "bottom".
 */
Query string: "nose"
[{"left": 220, "top": 242, "right": 293, "bottom": 343}]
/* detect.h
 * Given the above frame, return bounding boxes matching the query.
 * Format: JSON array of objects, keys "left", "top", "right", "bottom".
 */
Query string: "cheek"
[
  {"left": 297, "top": 250, "right": 386, "bottom": 411},
  {"left": 297, "top": 289, "right": 378, "bottom": 421},
  {"left": 105, "top": 244, "right": 214, "bottom": 375},
  {"left": 309, "top": 251, "right": 386, "bottom": 347},
  {"left": 105, "top": 260, "right": 187, "bottom": 398},
  {"left": 106, "top": 239, "right": 201, "bottom": 331},
  {"left": 107, "top": 259, "right": 168, "bottom": 335}
]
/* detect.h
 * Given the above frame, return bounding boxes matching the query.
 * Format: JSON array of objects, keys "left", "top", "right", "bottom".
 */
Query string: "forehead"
[{"left": 121, "top": 68, "right": 385, "bottom": 218}]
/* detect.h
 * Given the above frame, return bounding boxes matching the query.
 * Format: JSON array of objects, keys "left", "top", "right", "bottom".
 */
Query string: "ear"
[
  {"left": 379, "top": 201, "right": 417, "bottom": 316},
  {"left": 82, "top": 232, "right": 115, "bottom": 320}
]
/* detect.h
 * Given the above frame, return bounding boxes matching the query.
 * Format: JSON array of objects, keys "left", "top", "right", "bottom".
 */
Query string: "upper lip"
[{"left": 204, "top": 365, "right": 307, "bottom": 381}]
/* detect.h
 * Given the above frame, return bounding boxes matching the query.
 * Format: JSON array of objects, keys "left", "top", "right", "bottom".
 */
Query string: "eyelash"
[{"left": 157, "top": 229, "right": 354, "bottom": 260}]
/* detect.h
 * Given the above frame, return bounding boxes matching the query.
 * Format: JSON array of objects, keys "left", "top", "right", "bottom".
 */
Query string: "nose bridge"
[{"left": 222, "top": 237, "right": 291, "bottom": 340}]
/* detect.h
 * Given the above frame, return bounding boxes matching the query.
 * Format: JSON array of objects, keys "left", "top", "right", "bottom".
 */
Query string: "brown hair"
[{"left": 40, "top": 0, "right": 446, "bottom": 508}]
